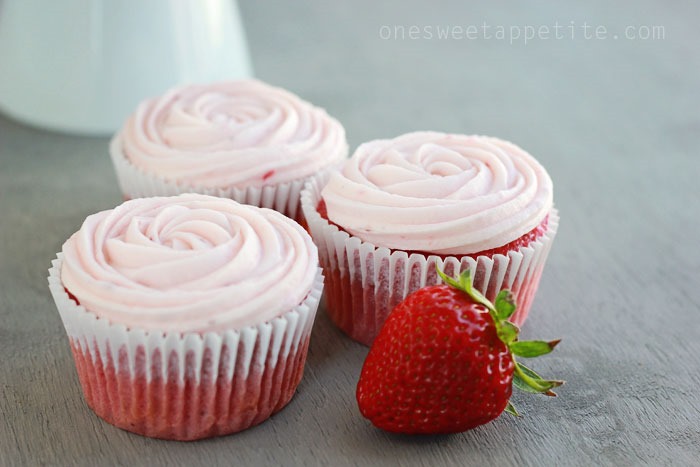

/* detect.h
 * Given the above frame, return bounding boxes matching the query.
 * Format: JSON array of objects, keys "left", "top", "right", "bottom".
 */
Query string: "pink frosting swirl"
[
  {"left": 61, "top": 194, "right": 318, "bottom": 333},
  {"left": 321, "top": 132, "right": 553, "bottom": 255},
  {"left": 117, "top": 80, "right": 348, "bottom": 188}
]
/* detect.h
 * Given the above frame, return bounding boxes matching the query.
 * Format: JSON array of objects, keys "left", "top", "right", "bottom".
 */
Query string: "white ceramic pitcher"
[{"left": 0, "top": 0, "right": 253, "bottom": 135}]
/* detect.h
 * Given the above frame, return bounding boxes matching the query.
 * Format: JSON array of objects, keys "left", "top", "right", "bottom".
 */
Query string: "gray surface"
[{"left": 1, "top": 1, "right": 699, "bottom": 465}]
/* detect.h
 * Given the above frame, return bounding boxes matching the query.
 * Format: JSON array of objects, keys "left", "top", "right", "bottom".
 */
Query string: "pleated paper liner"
[
  {"left": 48, "top": 254, "right": 324, "bottom": 441},
  {"left": 301, "top": 177, "right": 559, "bottom": 346},
  {"left": 110, "top": 134, "right": 339, "bottom": 224}
]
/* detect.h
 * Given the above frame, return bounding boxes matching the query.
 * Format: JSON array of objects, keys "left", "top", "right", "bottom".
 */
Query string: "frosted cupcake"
[
  {"left": 110, "top": 80, "right": 348, "bottom": 222},
  {"left": 48, "top": 194, "right": 323, "bottom": 440},
  {"left": 302, "top": 131, "right": 558, "bottom": 345}
]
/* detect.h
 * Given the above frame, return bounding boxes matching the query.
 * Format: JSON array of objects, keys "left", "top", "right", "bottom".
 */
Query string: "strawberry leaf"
[
  {"left": 517, "top": 362, "right": 561, "bottom": 386},
  {"left": 459, "top": 270, "right": 490, "bottom": 308},
  {"left": 510, "top": 339, "right": 560, "bottom": 358},
  {"left": 437, "top": 267, "right": 493, "bottom": 310},
  {"left": 494, "top": 290, "right": 516, "bottom": 319},
  {"left": 514, "top": 362, "right": 564, "bottom": 396},
  {"left": 497, "top": 320, "right": 520, "bottom": 345},
  {"left": 504, "top": 401, "right": 520, "bottom": 417},
  {"left": 436, "top": 268, "right": 462, "bottom": 290},
  {"left": 512, "top": 373, "right": 542, "bottom": 394},
  {"left": 517, "top": 362, "right": 542, "bottom": 379}
]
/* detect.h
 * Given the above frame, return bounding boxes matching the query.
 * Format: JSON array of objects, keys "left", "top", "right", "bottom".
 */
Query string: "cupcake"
[
  {"left": 302, "top": 131, "right": 558, "bottom": 345},
  {"left": 110, "top": 79, "right": 348, "bottom": 223},
  {"left": 47, "top": 194, "right": 323, "bottom": 440}
]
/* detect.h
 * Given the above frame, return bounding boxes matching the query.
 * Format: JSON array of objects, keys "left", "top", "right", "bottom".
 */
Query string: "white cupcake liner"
[
  {"left": 48, "top": 254, "right": 323, "bottom": 440},
  {"left": 110, "top": 134, "right": 339, "bottom": 222},
  {"left": 301, "top": 177, "right": 559, "bottom": 346}
]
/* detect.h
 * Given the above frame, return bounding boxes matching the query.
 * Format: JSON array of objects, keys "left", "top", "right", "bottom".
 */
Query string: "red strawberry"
[{"left": 356, "top": 268, "right": 563, "bottom": 434}]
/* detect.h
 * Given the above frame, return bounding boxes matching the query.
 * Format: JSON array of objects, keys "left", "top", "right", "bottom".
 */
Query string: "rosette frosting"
[
  {"left": 118, "top": 80, "right": 348, "bottom": 188},
  {"left": 321, "top": 132, "right": 553, "bottom": 255},
  {"left": 61, "top": 194, "right": 318, "bottom": 333}
]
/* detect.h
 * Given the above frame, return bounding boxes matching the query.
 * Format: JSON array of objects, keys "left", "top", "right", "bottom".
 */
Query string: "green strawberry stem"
[{"left": 436, "top": 267, "right": 564, "bottom": 409}]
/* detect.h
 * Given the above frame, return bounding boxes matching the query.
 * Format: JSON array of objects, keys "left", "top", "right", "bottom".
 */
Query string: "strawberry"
[{"left": 356, "top": 268, "right": 563, "bottom": 434}]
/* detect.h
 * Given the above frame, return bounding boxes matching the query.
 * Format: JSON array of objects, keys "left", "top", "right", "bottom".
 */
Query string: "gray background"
[{"left": 2, "top": 1, "right": 699, "bottom": 465}]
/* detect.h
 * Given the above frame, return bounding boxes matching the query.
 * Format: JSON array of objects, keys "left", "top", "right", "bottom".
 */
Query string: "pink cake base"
[
  {"left": 70, "top": 337, "right": 310, "bottom": 441},
  {"left": 322, "top": 247, "right": 546, "bottom": 346}
]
